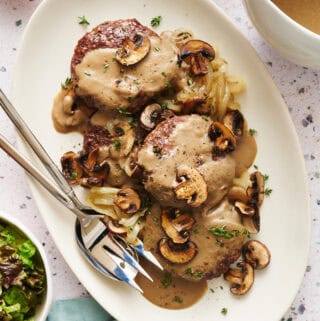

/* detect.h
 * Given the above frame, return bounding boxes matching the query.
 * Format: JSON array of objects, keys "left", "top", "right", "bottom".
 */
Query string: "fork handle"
[
  {"left": 0, "top": 89, "right": 76, "bottom": 199},
  {"left": 0, "top": 133, "right": 90, "bottom": 221}
]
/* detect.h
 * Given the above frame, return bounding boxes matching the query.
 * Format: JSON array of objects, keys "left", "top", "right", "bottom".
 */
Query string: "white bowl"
[
  {"left": 244, "top": 0, "right": 320, "bottom": 68},
  {"left": 0, "top": 211, "right": 52, "bottom": 321}
]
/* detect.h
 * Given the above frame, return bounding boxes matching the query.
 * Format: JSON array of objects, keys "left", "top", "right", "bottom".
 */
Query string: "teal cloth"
[{"left": 46, "top": 298, "right": 116, "bottom": 321}]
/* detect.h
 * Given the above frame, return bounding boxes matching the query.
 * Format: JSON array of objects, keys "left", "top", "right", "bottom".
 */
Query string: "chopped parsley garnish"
[
  {"left": 161, "top": 71, "right": 167, "bottom": 77},
  {"left": 161, "top": 102, "right": 168, "bottom": 110},
  {"left": 84, "top": 71, "right": 91, "bottom": 76},
  {"left": 113, "top": 140, "right": 121, "bottom": 151},
  {"left": 253, "top": 164, "right": 259, "bottom": 170},
  {"left": 216, "top": 238, "right": 224, "bottom": 247},
  {"left": 152, "top": 216, "right": 159, "bottom": 223},
  {"left": 165, "top": 80, "right": 172, "bottom": 88},
  {"left": 193, "top": 229, "right": 199, "bottom": 234},
  {"left": 249, "top": 128, "right": 257, "bottom": 136},
  {"left": 71, "top": 172, "right": 78, "bottom": 179},
  {"left": 263, "top": 174, "right": 269, "bottom": 181},
  {"left": 78, "top": 15, "right": 90, "bottom": 26},
  {"left": 61, "top": 77, "right": 72, "bottom": 90},
  {"left": 103, "top": 63, "right": 110, "bottom": 71},
  {"left": 264, "top": 187, "right": 273, "bottom": 196},
  {"left": 209, "top": 225, "right": 234, "bottom": 239},
  {"left": 151, "top": 16, "right": 162, "bottom": 27},
  {"left": 161, "top": 273, "right": 172, "bottom": 288},
  {"left": 173, "top": 296, "right": 183, "bottom": 303},
  {"left": 154, "top": 46, "right": 161, "bottom": 52},
  {"left": 117, "top": 107, "right": 132, "bottom": 116},
  {"left": 185, "top": 268, "right": 203, "bottom": 278},
  {"left": 221, "top": 307, "right": 228, "bottom": 316},
  {"left": 188, "top": 78, "right": 193, "bottom": 86},
  {"left": 201, "top": 115, "right": 210, "bottom": 121}
]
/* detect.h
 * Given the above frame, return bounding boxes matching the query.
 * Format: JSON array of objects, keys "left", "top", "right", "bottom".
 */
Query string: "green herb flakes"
[
  {"left": 78, "top": 15, "right": 90, "bottom": 26},
  {"left": 249, "top": 128, "right": 257, "bottom": 136},
  {"left": 264, "top": 187, "right": 273, "bottom": 196},
  {"left": 209, "top": 225, "right": 234, "bottom": 239},
  {"left": 114, "top": 140, "right": 121, "bottom": 151},
  {"left": 161, "top": 273, "right": 172, "bottom": 288},
  {"left": 151, "top": 16, "right": 162, "bottom": 27},
  {"left": 117, "top": 107, "right": 132, "bottom": 116},
  {"left": 161, "top": 102, "right": 168, "bottom": 110},
  {"left": 173, "top": 296, "right": 183, "bottom": 303},
  {"left": 221, "top": 307, "right": 228, "bottom": 315},
  {"left": 61, "top": 77, "right": 72, "bottom": 90}
]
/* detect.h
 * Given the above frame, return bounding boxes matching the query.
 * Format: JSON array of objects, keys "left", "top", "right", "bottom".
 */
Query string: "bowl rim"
[{"left": 0, "top": 211, "right": 53, "bottom": 321}]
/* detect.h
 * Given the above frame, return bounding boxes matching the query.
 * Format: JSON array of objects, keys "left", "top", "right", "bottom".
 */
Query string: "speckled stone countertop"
[{"left": 0, "top": 1, "right": 319, "bottom": 320}]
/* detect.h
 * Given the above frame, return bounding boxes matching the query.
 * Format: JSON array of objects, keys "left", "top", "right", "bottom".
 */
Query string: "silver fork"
[{"left": 0, "top": 89, "right": 163, "bottom": 291}]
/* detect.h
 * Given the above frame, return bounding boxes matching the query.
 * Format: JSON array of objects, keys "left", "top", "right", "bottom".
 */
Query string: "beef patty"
[
  {"left": 141, "top": 200, "right": 248, "bottom": 281},
  {"left": 137, "top": 114, "right": 236, "bottom": 210},
  {"left": 71, "top": 19, "right": 180, "bottom": 112}
]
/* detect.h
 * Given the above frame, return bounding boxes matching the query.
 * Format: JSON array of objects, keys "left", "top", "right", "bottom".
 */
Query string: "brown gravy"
[
  {"left": 136, "top": 257, "right": 207, "bottom": 309},
  {"left": 272, "top": 0, "right": 320, "bottom": 35}
]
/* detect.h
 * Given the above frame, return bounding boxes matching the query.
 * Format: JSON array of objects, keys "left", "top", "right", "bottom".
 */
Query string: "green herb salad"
[{"left": 0, "top": 222, "right": 46, "bottom": 321}]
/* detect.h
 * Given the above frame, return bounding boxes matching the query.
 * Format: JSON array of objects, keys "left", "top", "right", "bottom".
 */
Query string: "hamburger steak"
[{"left": 71, "top": 19, "right": 180, "bottom": 112}]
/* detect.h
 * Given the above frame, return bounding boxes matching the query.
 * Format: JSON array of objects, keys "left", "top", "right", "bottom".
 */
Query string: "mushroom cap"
[
  {"left": 180, "top": 39, "right": 215, "bottom": 61},
  {"left": 115, "top": 34, "right": 151, "bottom": 66},
  {"left": 158, "top": 238, "right": 197, "bottom": 264},
  {"left": 242, "top": 213, "right": 260, "bottom": 234},
  {"left": 114, "top": 187, "right": 141, "bottom": 214},
  {"left": 224, "top": 262, "right": 254, "bottom": 295},
  {"left": 247, "top": 171, "right": 265, "bottom": 207},
  {"left": 161, "top": 209, "right": 195, "bottom": 244},
  {"left": 175, "top": 166, "right": 208, "bottom": 207},
  {"left": 242, "top": 240, "right": 271, "bottom": 270},
  {"left": 61, "top": 151, "right": 83, "bottom": 184},
  {"left": 209, "top": 122, "right": 237, "bottom": 159},
  {"left": 222, "top": 109, "right": 245, "bottom": 138}
]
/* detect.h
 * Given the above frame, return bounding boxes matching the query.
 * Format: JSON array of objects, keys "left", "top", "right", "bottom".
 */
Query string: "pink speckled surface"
[{"left": 0, "top": 1, "right": 319, "bottom": 320}]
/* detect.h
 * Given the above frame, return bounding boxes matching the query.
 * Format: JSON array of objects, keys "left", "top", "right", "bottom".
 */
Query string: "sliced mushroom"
[
  {"left": 161, "top": 209, "right": 195, "bottom": 244},
  {"left": 61, "top": 151, "right": 83, "bottom": 184},
  {"left": 106, "top": 160, "right": 128, "bottom": 187},
  {"left": 109, "top": 121, "right": 135, "bottom": 159},
  {"left": 234, "top": 201, "right": 255, "bottom": 216},
  {"left": 107, "top": 220, "right": 128, "bottom": 236},
  {"left": 180, "top": 40, "right": 215, "bottom": 76},
  {"left": 242, "top": 240, "right": 271, "bottom": 270},
  {"left": 228, "top": 186, "right": 249, "bottom": 203},
  {"left": 174, "top": 166, "right": 208, "bottom": 207},
  {"left": 242, "top": 213, "right": 260, "bottom": 234},
  {"left": 114, "top": 188, "right": 141, "bottom": 214},
  {"left": 123, "top": 148, "right": 143, "bottom": 178},
  {"left": 222, "top": 110, "right": 245, "bottom": 138},
  {"left": 62, "top": 89, "right": 76, "bottom": 115},
  {"left": 247, "top": 171, "right": 265, "bottom": 207},
  {"left": 209, "top": 122, "right": 236, "bottom": 159},
  {"left": 140, "top": 103, "right": 174, "bottom": 131},
  {"left": 79, "top": 176, "right": 104, "bottom": 188},
  {"left": 224, "top": 262, "right": 254, "bottom": 295},
  {"left": 115, "top": 34, "right": 151, "bottom": 66},
  {"left": 158, "top": 238, "right": 197, "bottom": 264}
]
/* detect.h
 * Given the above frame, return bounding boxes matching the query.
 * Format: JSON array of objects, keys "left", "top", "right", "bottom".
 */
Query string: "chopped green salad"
[{"left": 0, "top": 222, "right": 46, "bottom": 321}]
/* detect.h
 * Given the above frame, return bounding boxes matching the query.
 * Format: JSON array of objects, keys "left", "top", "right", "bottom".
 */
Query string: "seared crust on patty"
[{"left": 71, "top": 19, "right": 158, "bottom": 78}]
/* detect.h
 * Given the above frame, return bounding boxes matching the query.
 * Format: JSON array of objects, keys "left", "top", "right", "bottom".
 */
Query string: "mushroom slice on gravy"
[
  {"left": 174, "top": 166, "right": 208, "bottom": 207},
  {"left": 116, "top": 34, "right": 151, "bottom": 66},
  {"left": 180, "top": 40, "right": 215, "bottom": 76},
  {"left": 242, "top": 213, "right": 260, "bottom": 234},
  {"left": 222, "top": 109, "right": 245, "bottom": 138},
  {"left": 114, "top": 188, "right": 141, "bottom": 214},
  {"left": 242, "top": 240, "right": 271, "bottom": 270},
  {"left": 161, "top": 209, "right": 195, "bottom": 244},
  {"left": 140, "top": 103, "right": 174, "bottom": 131},
  {"left": 224, "top": 262, "right": 254, "bottom": 295},
  {"left": 158, "top": 238, "right": 197, "bottom": 264},
  {"left": 209, "top": 122, "right": 236, "bottom": 159}
]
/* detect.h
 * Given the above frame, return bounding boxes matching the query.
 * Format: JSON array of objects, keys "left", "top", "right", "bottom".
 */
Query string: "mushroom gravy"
[{"left": 272, "top": 0, "right": 320, "bottom": 35}]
